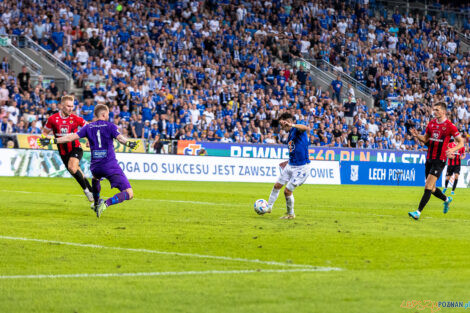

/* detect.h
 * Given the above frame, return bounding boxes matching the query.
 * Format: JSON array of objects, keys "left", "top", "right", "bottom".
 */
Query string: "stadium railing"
[
  {"left": 22, "top": 36, "right": 73, "bottom": 77},
  {"left": 292, "top": 57, "right": 375, "bottom": 108},
  {"left": 456, "top": 30, "right": 470, "bottom": 52},
  {"left": 375, "top": 0, "right": 469, "bottom": 29},
  {"left": 315, "top": 59, "right": 374, "bottom": 96},
  {"left": 0, "top": 35, "right": 42, "bottom": 75},
  {"left": 7, "top": 35, "right": 73, "bottom": 91}
]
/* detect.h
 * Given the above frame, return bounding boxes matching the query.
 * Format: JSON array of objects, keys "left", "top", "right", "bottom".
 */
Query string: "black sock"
[
  {"left": 83, "top": 176, "right": 92, "bottom": 191},
  {"left": 452, "top": 179, "right": 458, "bottom": 191},
  {"left": 445, "top": 179, "right": 449, "bottom": 188},
  {"left": 92, "top": 178, "right": 101, "bottom": 205},
  {"left": 418, "top": 189, "right": 432, "bottom": 212},
  {"left": 432, "top": 188, "right": 447, "bottom": 201},
  {"left": 72, "top": 170, "right": 89, "bottom": 190}
]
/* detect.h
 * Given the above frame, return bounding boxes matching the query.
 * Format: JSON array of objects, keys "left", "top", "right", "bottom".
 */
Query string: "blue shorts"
[{"left": 91, "top": 165, "right": 131, "bottom": 192}]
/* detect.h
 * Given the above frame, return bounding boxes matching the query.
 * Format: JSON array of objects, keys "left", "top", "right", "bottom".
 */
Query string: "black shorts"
[
  {"left": 446, "top": 165, "right": 461, "bottom": 176},
  {"left": 425, "top": 159, "right": 446, "bottom": 178},
  {"left": 60, "top": 147, "right": 83, "bottom": 166}
]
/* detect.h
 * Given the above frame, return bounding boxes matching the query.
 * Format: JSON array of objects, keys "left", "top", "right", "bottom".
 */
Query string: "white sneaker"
[
  {"left": 266, "top": 206, "right": 272, "bottom": 213},
  {"left": 84, "top": 189, "right": 94, "bottom": 202}
]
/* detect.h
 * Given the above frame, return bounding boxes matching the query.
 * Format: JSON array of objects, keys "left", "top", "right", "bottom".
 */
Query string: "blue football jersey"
[{"left": 288, "top": 127, "right": 310, "bottom": 166}]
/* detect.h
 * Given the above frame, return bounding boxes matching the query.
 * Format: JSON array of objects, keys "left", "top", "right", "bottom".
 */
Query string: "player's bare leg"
[
  {"left": 280, "top": 187, "right": 295, "bottom": 219},
  {"left": 267, "top": 182, "right": 283, "bottom": 213},
  {"left": 96, "top": 188, "right": 134, "bottom": 218},
  {"left": 68, "top": 157, "right": 93, "bottom": 202}
]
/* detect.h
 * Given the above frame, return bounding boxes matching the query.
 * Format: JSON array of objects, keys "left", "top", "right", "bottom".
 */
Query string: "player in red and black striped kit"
[
  {"left": 42, "top": 95, "right": 93, "bottom": 202},
  {"left": 408, "top": 102, "right": 464, "bottom": 220},
  {"left": 443, "top": 138, "right": 466, "bottom": 195}
]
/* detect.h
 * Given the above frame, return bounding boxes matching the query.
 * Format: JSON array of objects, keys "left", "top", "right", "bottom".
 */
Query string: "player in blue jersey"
[
  {"left": 266, "top": 113, "right": 310, "bottom": 219},
  {"left": 38, "top": 104, "right": 139, "bottom": 218}
]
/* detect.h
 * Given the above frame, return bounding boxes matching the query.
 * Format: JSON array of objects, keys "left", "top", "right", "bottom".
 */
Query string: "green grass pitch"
[{"left": 0, "top": 176, "right": 469, "bottom": 313}]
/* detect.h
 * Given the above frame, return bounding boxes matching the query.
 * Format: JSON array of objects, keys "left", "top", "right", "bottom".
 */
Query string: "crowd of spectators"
[{"left": 0, "top": 0, "right": 469, "bottom": 152}]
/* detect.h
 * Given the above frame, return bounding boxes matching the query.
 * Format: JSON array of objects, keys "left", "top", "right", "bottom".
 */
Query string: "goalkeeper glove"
[
  {"left": 37, "top": 135, "right": 57, "bottom": 147},
  {"left": 126, "top": 140, "right": 140, "bottom": 151}
]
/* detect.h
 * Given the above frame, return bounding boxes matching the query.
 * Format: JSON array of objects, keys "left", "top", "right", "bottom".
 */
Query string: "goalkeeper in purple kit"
[{"left": 38, "top": 104, "right": 140, "bottom": 218}]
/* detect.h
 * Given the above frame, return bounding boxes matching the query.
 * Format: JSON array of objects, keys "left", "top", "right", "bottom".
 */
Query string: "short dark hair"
[
  {"left": 433, "top": 102, "right": 447, "bottom": 110},
  {"left": 94, "top": 104, "right": 109, "bottom": 117},
  {"left": 278, "top": 112, "right": 293, "bottom": 121}
]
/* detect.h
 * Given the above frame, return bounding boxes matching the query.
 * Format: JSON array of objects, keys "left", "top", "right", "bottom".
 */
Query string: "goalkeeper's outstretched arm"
[
  {"left": 39, "top": 133, "right": 139, "bottom": 151},
  {"left": 56, "top": 133, "right": 80, "bottom": 144},
  {"left": 116, "top": 134, "right": 140, "bottom": 150},
  {"left": 38, "top": 133, "right": 79, "bottom": 146},
  {"left": 116, "top": 134, "right": 129, "bottom": 145}
]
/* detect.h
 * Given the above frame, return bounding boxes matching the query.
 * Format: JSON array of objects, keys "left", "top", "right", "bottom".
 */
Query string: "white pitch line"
[
  {"left": 0, "top": 268, "right": 338, "bottom": 280},
  {"left": 0, "top": 189, "right": 233, "bottom": 206},
  {"left": 0, "top": 235, "right": 340, "bottom": 271}
]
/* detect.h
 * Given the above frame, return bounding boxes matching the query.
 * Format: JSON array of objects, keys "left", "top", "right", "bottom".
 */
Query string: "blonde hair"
[
  {"left": 94, "top": 104, "right": 109, "bottom": 117},
  {"left": 61, "top": 95, "right": 75, "bottom": 103}
]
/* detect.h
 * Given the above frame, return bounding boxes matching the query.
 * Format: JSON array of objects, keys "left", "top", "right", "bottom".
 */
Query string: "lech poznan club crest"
[{"left": 351, "top": 165, "right": 359, "bottom": 182}]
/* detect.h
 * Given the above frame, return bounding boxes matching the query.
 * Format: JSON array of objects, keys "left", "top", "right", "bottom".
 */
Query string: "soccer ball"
[{"left": 254, "top": 199, "right": 269, "bottom": 215}]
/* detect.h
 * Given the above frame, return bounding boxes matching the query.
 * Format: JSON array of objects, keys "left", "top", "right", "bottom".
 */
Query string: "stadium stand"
[{"left": 0, "top": 0, "right": 469, "bottom": 152}]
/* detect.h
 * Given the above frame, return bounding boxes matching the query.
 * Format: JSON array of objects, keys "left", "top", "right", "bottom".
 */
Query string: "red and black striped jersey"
[
  {"left": 45, "top": 112, "right": 86, "bottom": 156},
  {"left": 425, "top": 119, "right": 460, "bottom": 161},
  {"left": 447, "top": 142, "right": 466, "bottom": 166}
]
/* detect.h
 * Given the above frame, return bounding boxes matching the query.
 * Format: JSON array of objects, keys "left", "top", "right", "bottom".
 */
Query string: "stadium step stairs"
[
  {"left": 0, "top": 45, "right": 42, "bottom": 76},
  {"left": 292, "top": 57, "right": 375, "bottom": 108},
  {"left": 19, "top": 48, "right": 71, "bottom": 92}
]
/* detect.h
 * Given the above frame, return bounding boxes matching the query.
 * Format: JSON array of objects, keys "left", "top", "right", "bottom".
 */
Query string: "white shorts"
[{"left": 277, "top": 163, "right": 310, "bottom": 191}]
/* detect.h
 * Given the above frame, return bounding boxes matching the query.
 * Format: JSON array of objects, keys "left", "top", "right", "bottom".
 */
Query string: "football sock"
[
  {"left": 452, "top": 179, "right": 458, "bottom": 191},
  {"left": 432, "top": 188, "right": 447, "bottom": 201},
  {"left": 268, "top": 187, "right": 281, "bottom": 208},
  {"left": 72, "top": 170, "right": 88, "bottom": 190},
  {"left": 286, "top": 195, "right": 294, "bottom": 215},
  {"left": 84, "top": 176, "right": 92, "bottom": 192},
  {"left": 418, "top": 189, "right": 432, "bottom": 212},
  {"left": 105, "top": 190, "right": 130, "bottom": 207},
  {"left": 445, "top": 179, "right": 449, "bottom": 188},
  {"left": 92, "top": 178, "right": 101, "bottom": 205}
]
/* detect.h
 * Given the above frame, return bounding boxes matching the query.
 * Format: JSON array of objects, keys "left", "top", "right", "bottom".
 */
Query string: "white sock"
[
  {"left": 268, "top": 187, "right": 281, "bottom": 208},
  {"left": 416, "top": 210, "right": 421, "bottom": 215},
  {"left": 286, "top": 195, "right": 294, "bottom": 215}
]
